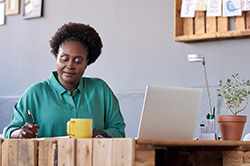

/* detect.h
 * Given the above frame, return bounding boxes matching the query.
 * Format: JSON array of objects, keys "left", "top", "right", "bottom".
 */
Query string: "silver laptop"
[{"left": 137, "top": 85, "right": 202, "bottom": 139}]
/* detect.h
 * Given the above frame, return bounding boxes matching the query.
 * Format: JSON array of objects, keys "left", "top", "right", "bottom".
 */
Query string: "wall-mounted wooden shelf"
[{"left": 175, "top": 0, "right": 250, "bottom": 42}]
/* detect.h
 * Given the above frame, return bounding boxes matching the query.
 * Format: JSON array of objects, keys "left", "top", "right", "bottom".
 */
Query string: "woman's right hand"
[{"left": 10, "top": 122, "right": 40, "bottom": 139}]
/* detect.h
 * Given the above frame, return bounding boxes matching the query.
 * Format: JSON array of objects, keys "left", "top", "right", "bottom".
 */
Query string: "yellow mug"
[{"left": 67, "top": 118, "right": 93, "bottom": 138}]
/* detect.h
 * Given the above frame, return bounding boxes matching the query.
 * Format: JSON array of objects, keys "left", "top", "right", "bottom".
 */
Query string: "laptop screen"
[{"left": 137, "top": 85, "right": 202, "bottom": 139}]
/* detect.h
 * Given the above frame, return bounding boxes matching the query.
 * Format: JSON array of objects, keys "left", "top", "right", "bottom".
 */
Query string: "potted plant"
[{"left": 217, "top": 73, "right": 250, "bottom": 140}]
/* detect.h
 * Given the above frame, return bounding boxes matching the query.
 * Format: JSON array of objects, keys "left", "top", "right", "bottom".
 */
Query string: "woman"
[{"left": 4, "top": 22, "right": 125, "bottom": 138}]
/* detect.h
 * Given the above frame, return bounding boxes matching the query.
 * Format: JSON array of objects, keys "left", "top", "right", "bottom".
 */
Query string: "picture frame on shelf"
[
  {"left": 5, "top": 0, "right": 19, "bottom": 15},
  {"left": 0, "top": 2, "right": 5, "bottom": 25},
  {"left": 23, "top": 0, "right": 43, "bottom": 19}
]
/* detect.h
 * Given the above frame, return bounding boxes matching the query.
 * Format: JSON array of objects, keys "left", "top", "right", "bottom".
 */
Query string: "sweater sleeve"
[
  {"left": 4, "top": 86, "right": 34, "bottom": 139},
  {"left": 4, "top": 102, "right": 28, "bottom": 138},
  {"left": 100, "top": 82, "right": 126, "bottom": 138}
]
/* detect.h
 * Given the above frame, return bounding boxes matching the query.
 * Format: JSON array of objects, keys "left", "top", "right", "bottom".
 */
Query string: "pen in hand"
[
  {"left": 27, "top": 109, "right": 34, "bottom": 124},
  {"left": 27, "top": 109, "right": 38, "bottom": 138}
]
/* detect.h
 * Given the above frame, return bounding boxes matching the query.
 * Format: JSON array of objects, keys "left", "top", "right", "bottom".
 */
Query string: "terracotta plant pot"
[{"left": 217, "top": 115, "right": 247, "bottom": 141}]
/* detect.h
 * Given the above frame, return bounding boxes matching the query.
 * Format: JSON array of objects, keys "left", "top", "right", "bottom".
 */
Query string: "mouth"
[{"left": 63, "top": 71, "right": 76, "bottom": 77}]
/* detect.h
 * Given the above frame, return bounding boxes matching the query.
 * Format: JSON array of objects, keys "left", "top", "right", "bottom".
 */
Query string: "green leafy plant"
[{"left": 217, "top": 73, "right": 250, "bottom": 115}]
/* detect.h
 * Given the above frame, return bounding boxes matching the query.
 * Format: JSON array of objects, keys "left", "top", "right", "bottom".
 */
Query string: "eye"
[
  {"left": 60, "top": 56, "right": 69, "bottom": 62},
  {"left": 74, "top": 58, "right": 84, "bottom": 64}
]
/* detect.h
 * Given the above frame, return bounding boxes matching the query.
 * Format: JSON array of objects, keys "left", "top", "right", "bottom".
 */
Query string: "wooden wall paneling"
[
  {"left": 76, "top": 139, "right": 93, "bottom": 166},
  {"left": 183, "top": 18, "right": 194, "bottom": 35},
  {"left": 195, "top": 11, "right": 206, "bottom": 34},
  {"left": 112, "top": 138, "right": 135, "bottom": 166},
  {"left": 2, "top": 139, "right": 18, "bottom": 166},
  {"left": 38, "top": 139, "right": 57, "bottom": 166},
  {"left": 217, "top": 17, "right": 229, "bottom": 32},
  {"left": 235, "top": 12, "right": 246, "bottom": 30},
  {"left": 58, "top": 139, "right": 76, "bottom": 166},
  {"left": 93, "top": 139, "right": 112, "bottom": 166},
  {"left": 206, "top": 17, "right": 217, "bottom": 33},
  {"left": 246, "top": 11, "right": 250, "bottom": 29},
  {"left": 174, "top": 0, "right": 183, "bottom": 37},
  {"left": 2, "top": 139, "right": 37, "bottom": 166},
  {"left": 175, "top": 0, "right": 250, "bottom": 42}
]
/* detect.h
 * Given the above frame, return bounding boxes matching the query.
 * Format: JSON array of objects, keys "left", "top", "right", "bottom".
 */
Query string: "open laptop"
[{"left": 137, "top": 85, "right": 202, "bottom": 139}]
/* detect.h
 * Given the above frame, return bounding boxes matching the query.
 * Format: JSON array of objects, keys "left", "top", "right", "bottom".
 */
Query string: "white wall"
[{"left": 1, "top": 0, "right": 250, "bottom": 138}]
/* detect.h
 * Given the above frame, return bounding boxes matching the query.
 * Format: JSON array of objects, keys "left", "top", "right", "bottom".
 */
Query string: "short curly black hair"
[{"left": 49, "top": 22, "right": 103, "bottom": 65}]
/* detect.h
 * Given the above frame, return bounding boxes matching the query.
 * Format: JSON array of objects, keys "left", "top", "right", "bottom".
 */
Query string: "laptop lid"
[{"left": 137, "top": 85, "right": 202, "bottom": 139}]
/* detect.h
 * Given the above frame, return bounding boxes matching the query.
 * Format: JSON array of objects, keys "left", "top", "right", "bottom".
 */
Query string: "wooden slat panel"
[
  {"left": 196, "top": 151, "right": 222, "bottom": 165},
  {"left": 2, "top": 139, "right": 37, "bottom": 166},
  {"left": 183, "top": 18, "right": 194, "bottom": 35},
  {"left": 175, "top": 29, "right": 250, "bottom": 42},
  {"left": 135, "top": 144, "right": 155, "bottom": 166},
  {"left": 235, "top": 12, "right": 246, "bottom": 30},
  {"left": 38, "top": 140, "right": 57, "bottom": 166},
  {"left": 58, "top": 139, "right": 76, "bottom": 166},
  {"left": 174, "top": 0, "right": 250, "bottom": 42},
  {"left": 206, "top": 17, "right": 217, "bottom": 33},
  {"left": 223, "top": 151, "right": 243, "bottom": 165},
  {"left": 76, "top": 139, "right": 93, "bottom": 166},
  {"left": 93, "top": 139, "right": 112, "bottom": 166},
  {"left": 2, "top": 139, "right": 18, "bottom": 166},
  {"left": 217, "top": 17, "right": 228, "bottom": 32},
  {"left": 174, "top": 0, "right": 183, "bottom": 37},
  {"left": 135, "top": 150, "right": 155, "bottom": 166},
  {"left": 112, "top": 138, "right": 135, "bottom": 166},
  {"left": 246, "top": 11, "right": 250, "bottom": 29},
  {"left": 244, "top": 151, "right": 250, "bottom": 163},
  {"left": 195, "top": 11, "right": 205, "bottom": 34}
]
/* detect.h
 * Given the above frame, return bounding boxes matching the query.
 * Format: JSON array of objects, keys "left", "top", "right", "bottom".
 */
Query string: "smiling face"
[{"left": 56, "top": 41, "right": 88, "bottom": 90}]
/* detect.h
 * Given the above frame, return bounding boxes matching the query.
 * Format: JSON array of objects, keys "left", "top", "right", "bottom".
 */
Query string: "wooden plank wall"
[
  {"left": 174, "top": 0, "right": 250, "bottom": 42},
  {"left": 2, "top": 139, "right": 38, "bottom": 166},
  {"left": 3, "top": 139, "right": 250, "bottom": 166},
  {"left": 1, "top": 138, "right": 136, "bottom": 166},
  {"left": 76, "top": 139, "right": 93, "bottom": 166}
]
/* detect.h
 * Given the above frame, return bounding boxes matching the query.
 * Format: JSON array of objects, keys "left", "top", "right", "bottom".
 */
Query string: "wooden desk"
[
  {"left": 1, "top": 138, "right": 250, "bottom": 166},
  {"left": 137, "top": 139, "right": 250, "bottom": 166}
]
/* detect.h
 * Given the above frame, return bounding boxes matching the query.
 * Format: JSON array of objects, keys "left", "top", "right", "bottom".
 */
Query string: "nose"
[{"left": 66, "top": 60, "right": 75, "bottom": 70}]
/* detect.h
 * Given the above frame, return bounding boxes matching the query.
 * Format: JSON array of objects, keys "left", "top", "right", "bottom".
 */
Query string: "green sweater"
[{"left": 4, "top": 72, "right": 125, "bottom": 138}]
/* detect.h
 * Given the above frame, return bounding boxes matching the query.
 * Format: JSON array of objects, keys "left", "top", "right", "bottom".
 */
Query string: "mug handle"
[{"left": 67, "top": 120, "right": 75, "bottom": 136}]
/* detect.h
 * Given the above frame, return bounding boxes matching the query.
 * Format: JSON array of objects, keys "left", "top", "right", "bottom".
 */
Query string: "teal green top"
[{"left": 4, "top": 72, "right": 125, "bottom": 138}]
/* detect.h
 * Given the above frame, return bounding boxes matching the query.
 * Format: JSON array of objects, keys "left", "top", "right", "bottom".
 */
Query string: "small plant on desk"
[
  {"left": 217, "top": 73, "right": 250, "bottom": 115},
  {"left": 217, "top": 73, "right": 250, "bottom": 140}
]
